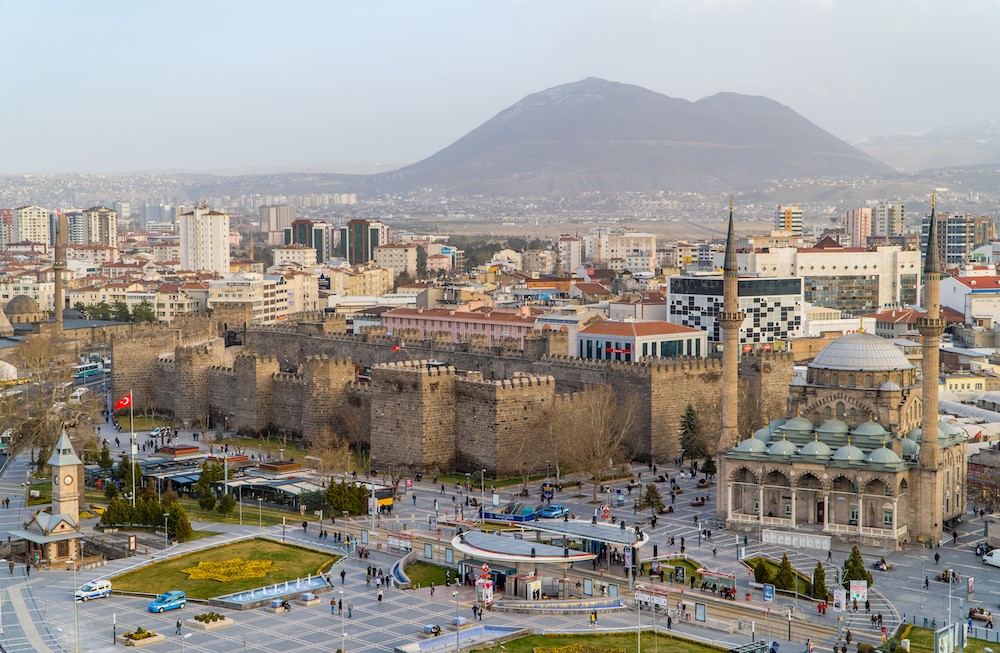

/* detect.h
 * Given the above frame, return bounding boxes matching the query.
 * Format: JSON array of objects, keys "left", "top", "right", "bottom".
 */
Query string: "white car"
[
  {"left": 76, "top": 579, "right": 112, "bottom": 601},
  {"left": 983, "top": 550, "right": 1000, "bottom": 567}
]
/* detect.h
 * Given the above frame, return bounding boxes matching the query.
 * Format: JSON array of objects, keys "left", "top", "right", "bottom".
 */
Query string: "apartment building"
[
  {"left": 272, "top": 245, "right": 317, "bottom": 268},
  {"left": 207, "top": 273, "right": 289, "bottom": 325},
  {"left": 374, "top": 243, "right": 419, "bottom": 277},
  {"left": 13, "top": 205, "right": 50, "bottom": 245},
  {"left": 179, "top": 207, "right": 230, "bottom": 276}
]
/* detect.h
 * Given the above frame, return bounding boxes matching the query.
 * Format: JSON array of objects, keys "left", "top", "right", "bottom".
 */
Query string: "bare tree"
[
  {"left": 563, "top": 385, "right": 637, "bottom": 504},
  {"left": 532, "top": 399, "right": 575, "bottom": 486},
  {"left": 310, "top": 425, "right": 352, "bottom": 477}
]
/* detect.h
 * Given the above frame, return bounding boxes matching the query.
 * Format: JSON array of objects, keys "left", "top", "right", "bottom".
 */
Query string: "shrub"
[
  {"left": 857, "top": 643, "right": 874, "bottom": 653},
  {"left": 124, "top": 627, "right": 157, "bottom": 640}
]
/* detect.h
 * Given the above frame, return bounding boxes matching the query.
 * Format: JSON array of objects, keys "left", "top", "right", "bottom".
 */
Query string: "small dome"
[
  {"left": 753, "top": 427, "right": 773, "bottom": 443},
  {"left": 801, "top": 438, "right": 833, "bottom": 458},
  {"left": 808, "top": 332, "right": 913, "bottom": 372},
  {"left": 790, "top": 376, "right": 807, "bottom": 387},
  {"left": 768, "top": 418, "right": 787, "bottom": 430},
  {"left": 817, "top": 419, "right": 850, "bottom": 435},
  {"left": 832, "top": 442, "right": 866, "bottom": 462},
  {"left": 901, "top": 437, "right": 920, "bottom": 458},
  {"left": 866, "top": 446, "right": 902, "bottom": 465},
  {"left": 734, "top": 438, "right": 768, "bottom": 454},
  {"left": 5, "top": 294, "right": 40, "bottom": 315},
  {"left": 852, "top": 421, "right": 888, "bottom": 438},
  {"left": 879, "top": 380, "right": 902, "bottom": 392},
  {"left": 782, "top": 416, "right": 815, "bottom": 433},
  {"left": 941, "top": 421, "right": 963, "bottom": 437},
  {"left": 768, "top": 438, "right": 798, "bottom": 457}
]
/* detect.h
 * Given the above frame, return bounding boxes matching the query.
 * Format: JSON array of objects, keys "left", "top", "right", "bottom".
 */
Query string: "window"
[
  {"left": 849, "top": 507, "right": 858, "bottom": 524},
  {"left": 784, "top": 503, "right": 792, "bottom": 517},
  {"left": 883, "top": 510, "right": 893, "bottom": 527}
]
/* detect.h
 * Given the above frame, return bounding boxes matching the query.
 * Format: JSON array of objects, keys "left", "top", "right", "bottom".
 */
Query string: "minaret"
[
  {"left": 918, "top": 195, "right": 944, "bottom": 468},
  {"left": 53, "top": 212, "right": 68, "bottom": 335},
  {"left": 718, "top": 197, "right": 744, "bottom": 453}
]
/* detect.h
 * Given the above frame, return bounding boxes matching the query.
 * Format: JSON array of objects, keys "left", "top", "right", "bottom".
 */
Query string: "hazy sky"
[{"left": 3, "top": 0, "right": 998, "bottom": 174}]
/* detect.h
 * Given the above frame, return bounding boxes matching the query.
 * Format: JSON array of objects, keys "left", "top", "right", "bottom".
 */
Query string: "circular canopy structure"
[{"left": 452, "top": 530, "right": 597, "bottom": 564}]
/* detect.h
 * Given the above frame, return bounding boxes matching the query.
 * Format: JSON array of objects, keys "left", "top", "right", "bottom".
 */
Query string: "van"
[
  {"left": 983, "top": 549, "right": 1000, "bottom": 568},
  {"left": 75, "top": 579, "right": 112, "bottom": 601},
  {"left": 69, "top": 387, "right": 90, "bottom": 404}
]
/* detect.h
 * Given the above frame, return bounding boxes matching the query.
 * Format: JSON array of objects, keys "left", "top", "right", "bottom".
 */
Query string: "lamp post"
[
  {"left": 339, "top": 589, "right": 346, "bottom": 653},
  {"left": 163, "top": 513, "right": 170, "bottom": 548},
  {"left": 180, "top": 633, "right": 191, "bottom": 652},
  {"left": 112, "top": 613, "right": 116, "bottom": 646},
  {"left": 239, "top": 486, "right": 243, "bottom": 525},
  {"left": 635, "top": 589, "right": 642, "bottom": 653},
  {"left": 257, "top": 498, "right": 263, "bottom": 534},
  {"left": 57, "top": 626, "right": 64, "bottom": 652},
  {"left": 787, "top": 608, "right": 792, "bottom": 641},
  {"left": 453, "top": 591, "right": 460, "bottom": 653},
  {"left": 66, "top": 561, "right": 79, "bottom": 653},
  {"left": 480, "top": 469, "right": 486, "bottom": 528}
]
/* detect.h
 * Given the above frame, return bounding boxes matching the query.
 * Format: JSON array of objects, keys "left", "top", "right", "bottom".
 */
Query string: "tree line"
[{"left": 74, "top": 300, "right": 156, "bottom": 323}]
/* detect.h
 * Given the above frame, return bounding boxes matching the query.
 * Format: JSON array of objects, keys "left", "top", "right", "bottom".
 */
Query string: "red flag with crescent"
[{"left": 114, "top": 393, "right": 132, "bottom": 411}]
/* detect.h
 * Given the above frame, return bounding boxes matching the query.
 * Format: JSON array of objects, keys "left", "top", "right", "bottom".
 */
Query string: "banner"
[
  {"left": 849, "top": 579, "right": 868, "bottom": 602},
  {"left": 832, "top": 588, "right": 846, "bottom": 612}
]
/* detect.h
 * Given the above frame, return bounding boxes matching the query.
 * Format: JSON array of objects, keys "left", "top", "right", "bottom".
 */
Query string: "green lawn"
[
  {"left": 904, "top": 625, "right": 997, "bottom": 653},
  {"left": 745, "top": 556, "right": 812, "bottom": 595},
  {"left": 85, "top": 491, "right": 325, "bottom": 528},
  {"left": 471, "top": 632, "right": 725, "bottom": 653},
  {"left": 641, "top": 557, "right": 706, "bottom": 585},
  {"left": 111, "top": 538, "right": 337, "bottom": 599},
  {"left": 403, "top": 561, "right": 452, "bottom": 588}
]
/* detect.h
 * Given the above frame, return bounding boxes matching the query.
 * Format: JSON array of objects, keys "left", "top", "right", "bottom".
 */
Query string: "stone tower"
[
  {"left": 915, "top": 195, "right": 947, "bottom": 542},
  {"left": 718, "top": 198, "right": 744, "bottom": 453},
  {"left": 48, "top": 429, "right": 82, "bottom": 523}
]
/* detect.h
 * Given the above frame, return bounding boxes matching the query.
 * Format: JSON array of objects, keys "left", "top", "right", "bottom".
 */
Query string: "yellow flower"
[{"left": 181, "top": 558, "right": 280, "bottom": 582}]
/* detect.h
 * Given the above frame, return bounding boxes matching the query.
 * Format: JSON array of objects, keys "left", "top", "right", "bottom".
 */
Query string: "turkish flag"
[
  {"left": 114, "top": 393, "right": 132, "bottom": 411},
  {"left": 391, "top": 345, "right": 401, "bottom": 352}
]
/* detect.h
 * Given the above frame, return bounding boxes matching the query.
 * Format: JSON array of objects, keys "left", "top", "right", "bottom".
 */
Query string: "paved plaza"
[{"left": 1, "top": 425, "right": 997, "bottom": 652}]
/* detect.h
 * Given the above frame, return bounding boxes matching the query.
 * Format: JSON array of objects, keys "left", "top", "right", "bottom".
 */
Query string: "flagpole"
[{"left": 130, "top": 388, "right": 136, "bottom": 508}]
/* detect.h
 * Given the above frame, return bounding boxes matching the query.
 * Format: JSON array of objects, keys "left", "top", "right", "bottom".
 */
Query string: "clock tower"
[{"left": 47, "top": 429, "right": 82, "bottom": 523}]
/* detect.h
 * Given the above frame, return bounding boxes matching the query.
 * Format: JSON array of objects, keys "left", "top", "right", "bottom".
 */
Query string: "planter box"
[
  {"left": 264, "top": 605, "right": 288, "bottom": 614},
  {"left": 117, "top": 634, "right": 166, "bottom": 647},
  {"left": 298, "top": 597, "right": 321, "bottom": 606},
  {"left": 187, "top": 617, "right": 235, "bottom": 631}
]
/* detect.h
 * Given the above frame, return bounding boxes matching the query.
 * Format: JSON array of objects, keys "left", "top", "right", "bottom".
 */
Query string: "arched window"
[
  {"left": 824, "top": 406, "right": 832, "bottom": 420},
  {"left": 865, "top": 374, "right": 873, "bottom": 387},
  {"left": 849, "top": 408, "right": 857, "bottom": 424},
  {"left": 836, "top": 402, "right": 845, "bottom": 419},
  {"left": 848, "top": 375, "right": 856, "bottom": 386},
  {"left": 832, "top": 373, "right": 839, "bottom": 386}
]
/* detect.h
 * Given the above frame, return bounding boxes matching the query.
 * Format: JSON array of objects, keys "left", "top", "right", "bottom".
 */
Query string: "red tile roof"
[
  {"left": 580, "top": 320, "right": 702, "bottom": 337},
  {"left": 952, "top": 276, "right": 1000, "bottom": 289}
]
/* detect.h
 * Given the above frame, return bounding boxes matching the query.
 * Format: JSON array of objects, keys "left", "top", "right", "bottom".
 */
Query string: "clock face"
[{"left": 64, "top": 475, "right": 74, "bottom": 486}]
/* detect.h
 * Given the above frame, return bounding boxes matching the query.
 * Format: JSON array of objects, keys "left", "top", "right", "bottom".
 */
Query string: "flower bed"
[
  {"left": 187, "top": 612, "right": 235, "bottom": 631},
  {"left": 118, "top": 627, "right": 166, "bottom": 648},
  {"left": 181, "top": 558, "right": 280, "bottom": 582}
]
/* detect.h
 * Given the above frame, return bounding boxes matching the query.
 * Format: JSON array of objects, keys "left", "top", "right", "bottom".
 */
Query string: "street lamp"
[
  {"left": 57, "top": 626, "right": 64, "bottom": 653},
  {"left": 787, "top": 608, "right": 792, "bottom": 640},
  {"left": 339, "top": 589, "right": 346, "bottom": 653},
  {"left": 635, "top": 589, "right": 642, "bottom": 653},
  {"left": 257, "top": 498, "right": 263, "bottom": 533},
  {"left": 453, "top": 591, "right": 460, "bottom": 653},
  {"left": 480, "top": 469, "right": 486, "bottom": 528},
  {"left": 180, "top": 633, "right": 192, "bottom": 652},
  {"left": 66, "top": 561, "right": 80, "bottom": 653},
  {"left": 163, "top": 513, "right": 170, "bottom": 548}
]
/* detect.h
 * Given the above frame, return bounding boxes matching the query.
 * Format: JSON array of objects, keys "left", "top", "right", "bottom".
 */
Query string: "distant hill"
[
  {"left": 363, "top": 78, "right": 892, "bottom": 196},
  {"left": 853, "top": 120, "right": 1000, "bottom": 172}
]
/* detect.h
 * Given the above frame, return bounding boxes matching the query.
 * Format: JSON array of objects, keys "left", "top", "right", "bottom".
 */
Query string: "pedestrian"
[
  {"left": 865, "top": 599, "right": 870, "bottom": 613},
  {"left": 26, "top": 563, "right": 30, "bottom": 578},
  {"left": 590, "top": 610, "right": 597, "bottom": 626},
  {"left": 175, "top": 619, "right": 182, "bottom": 635},
  {"left": 827, "top": 550, "right": 832, "bottom": 562},
  {"left": 377, "top": 588, "right": 383, "bottom": 602},
  {"left": 667, "top": 615, "right": 672, "bottom": 629},
  {"left": 340, "top": 569, "right": 346, "bottom": 584},
  {"left": 712, "top": 546, "right": 717, "bottom": 558},
  {"left": 303, "top": 520, "right": 308, "bottom": 533},
  {"left": 478, "top": 606, "right": 483, "bottom": 621},
  {"left": 924, "top": 576, "right": 930, "bottom": 589},
  {"left": 471, "top": 605, "right": 478, "bottom": 620},
  {"left": 330, "top": 598, "right": 336, "bottom": 615},
  {"left": 7, "top": 560, "right": 13, "bottom": 575},
  {"left": 846, "top": 629, "right": 852, "bottom": 645},
  {"left": 430, "top": 581, "right": 435, "bottom": 596},
  {"left": 413, "top": 494, "right": 417, "bottom": 506},
  {"left": 934, "top": 552, "right": 940, "bottom": 565},
  {"left": 348, "top": 601, "right": 354, "bottom": 618}
]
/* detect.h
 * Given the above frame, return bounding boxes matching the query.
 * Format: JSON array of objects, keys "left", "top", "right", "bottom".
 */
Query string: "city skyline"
[{"left": 2, "top": 0, "right": 998, "bottom": 174}]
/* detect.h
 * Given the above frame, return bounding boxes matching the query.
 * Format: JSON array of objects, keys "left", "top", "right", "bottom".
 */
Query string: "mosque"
[{"left": 716, "top": 199, "right": 967, "bottom": 549}]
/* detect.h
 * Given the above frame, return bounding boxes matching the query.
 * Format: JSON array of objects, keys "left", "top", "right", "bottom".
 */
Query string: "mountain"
[
  {"left": 853, "top": 120, "right": 1000, "bottom": 172},
  {"left": 365, "top": 78, "right": 892, "bottom": 196}
]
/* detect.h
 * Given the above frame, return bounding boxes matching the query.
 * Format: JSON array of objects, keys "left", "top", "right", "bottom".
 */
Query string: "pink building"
[{"left": 383, "top": 306, "right": 537, "bottom": 345}]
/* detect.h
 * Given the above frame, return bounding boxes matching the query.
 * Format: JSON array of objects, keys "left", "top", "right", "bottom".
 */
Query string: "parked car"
[
  {"left": 983, "top": 550, "right": 1000, "bottom": 568},
  {"left": 148, "top": 590, "right": 186, "bottom": 612},
  {"left": 75, "top": 579, "right": 112, "bottom": 601},
  {"left": 537, "top": 504, "right": 570, "bottom": 518},
  {"left": 150, "top": 427, "right": 162, "bottom": 437}
]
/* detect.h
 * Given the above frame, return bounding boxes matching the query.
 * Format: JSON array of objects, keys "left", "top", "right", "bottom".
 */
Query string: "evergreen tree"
[
  {"left": 132, "top": 299, "right": 157, "bottom": 323},
  {"left": 217, "top": 494, "right": 236, "bottom": 516},
  {"left": 636, "top": 483, "right": 665, "bottom": 515},
  {"left": 97, "top": 442, "right": 115, "bottom": 475},
  {"left": 774, "top": 553, "right": 796, "bottom": 591},
  {"left": 165, "top": 499, "right": 193, "bottom": 541},
  {"left": 700, "top": 455, "right": 717, "bottom": 479},
  {"left": 753, "top": 558, "right": 772, "bottom": 584},
  {"left": 841, "top": 545, "right": 874, "bottom": 589},
  {"left": 111, "top": 301, "right": 132, "bottom": 323},
  {"left": 812, "top": 562, "right": 829, "bottom": 600},
  {"left": 104, "top": 482, "right": 119, "bottom": 500},
  {"left": 679, "top": 404, "right": 705, "bottom": 464}
]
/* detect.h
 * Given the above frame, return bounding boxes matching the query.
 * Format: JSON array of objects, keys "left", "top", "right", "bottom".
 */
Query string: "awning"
[{"left": 8, "top": 529, "right": 84, "bottom": 545}]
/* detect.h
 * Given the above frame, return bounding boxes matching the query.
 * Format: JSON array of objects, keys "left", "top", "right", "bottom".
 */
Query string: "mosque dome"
[
  {"left": 790, "top": 376, "right": 807, "bottom": 387},
  {"left": 866, "top": 446, "right": 902, "bottom": 465},
  {"left": 768, "top": 418, "right": 787, "bottom": 430},
  {"left": 5, "top": 295, "right": 39, "bottom": 316},
  {"left": 808, "top": 332, "right": 913, "bottom": 372},
  {"left": 734, "top": 438, "right": 768, "bottom": 454},
  {"left": 782, "top": 416, "right": 815, "bottom": 434},
  {"left": 832, "top": 442, "right": 866, "bottom": 462},
  {"left": 817, "top": 419, "right": 850, "bottom": 436},
  {"left": 800, "top": 438, "right": 833, "bottom": 459},
  {"left": 901, "top": 437, "right": 920, "bottom": 458},
  {"left": 752, "top": 427, "right": 773, "bottom": 443},
  {"left": 879, "top": 381, "right": 902, "bottom": 392},
  {"left": 852, "top": 421, "right": 888, "bottom": 438},
  {"left": 767, "top": 438, "right": 798, "bottom": 457}
]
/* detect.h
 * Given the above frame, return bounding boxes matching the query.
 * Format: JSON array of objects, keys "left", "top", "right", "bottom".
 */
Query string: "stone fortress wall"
[{"left": 111, "top": 316, "right": 793, "bottom": 475}]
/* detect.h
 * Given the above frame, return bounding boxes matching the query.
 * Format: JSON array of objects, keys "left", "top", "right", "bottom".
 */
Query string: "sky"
[{"left": 2, "top": 0, "right": 998, "bottom": 174}]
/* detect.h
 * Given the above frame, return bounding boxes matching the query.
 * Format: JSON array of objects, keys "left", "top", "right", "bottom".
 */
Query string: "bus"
[
  {"left": 69, "top": 387, "right": 90, "bottom": 404},
  {"left": 72, "top": 363, "right": 102, "bottom": 379}
]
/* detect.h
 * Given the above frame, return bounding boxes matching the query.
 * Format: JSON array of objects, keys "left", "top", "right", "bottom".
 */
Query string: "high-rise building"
[
  {"left": 284, "top": 219, "right": 335, "bottom": 262},
  {"left": 13, "top": 205, "right": 51, "bottom": 245},
  {"left": 842, "top": 208, "right": 872, "bottom": 248},
  {"left": 374, "top": 243, "right": 419, "bottom": 277},
  {"left": 113, "top": 201, "right": 130, "bottom": 226},
  {"left": 260, "top": 205, "right": 295, "bottom": 232},
  {"left": 921, "top": 211, "right": 977, "bottom": 267},
  {"left": 774, "top": 204, "right": 802, "bottom": 234},
  {"left": 179, "top": 206, "right": 230, "bottom": 275},
  {"left": 0, "top": 209, "right": 12, "bottom": 250},
  {"left": 557, "top": 236, "right": 583, "bottom": 273},
  {"left": 872, "top": 202, "right": 904, "bottom": 238},
  {"left": 338, "top": 219, "right": 388, "bottom": 265},
  {"left": 974, "top": 215, "right": 996, "bottom": 245},
  {"left": 68, "top": 206, "right": 117, "bottom": 248}
]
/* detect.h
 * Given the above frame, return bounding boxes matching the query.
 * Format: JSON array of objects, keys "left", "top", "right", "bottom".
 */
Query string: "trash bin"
[{"left": 746, "top": 592, "right": 752, "bottom": 601}]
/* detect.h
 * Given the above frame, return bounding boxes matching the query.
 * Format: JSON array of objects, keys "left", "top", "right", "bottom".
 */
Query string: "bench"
[
  {"left": 420, "top": 625, "right": 444, "bottom": 638},
  {"left": 729, "top": 642, "right": 770, "bottom": 653}
]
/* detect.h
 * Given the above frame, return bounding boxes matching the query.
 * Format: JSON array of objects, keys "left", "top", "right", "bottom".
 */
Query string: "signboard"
[
  {"left": 762, "top": 529, "right": 831, "bottom": 551},
  {"left": 405, "top": 478, "right": 412, "bottom": 489},
  {"left": 849, "top": 580, "right": 868, "bottom": 602},
  {"left": 934, "top": 623, "right": 961, "bottom": 653},
  {"left": 387, "top": 532, "right": 413, "bottom": 550},
  {"left": 832, "top": 588, "right": 845, "bottom": 612},
  {"left": 636, "top": 590, "right": 669, "bottom": 607},
  {"left": 476, "top": 577, "right": 494, "bottom": 605},
  {"left": 695, "top": 603, "right": 707, "bottom": 622},
  {"left": 968, "top": 576, "right": 975, "bottom": 598},
  {"left": 674, "top": 566, "right": 686, "bottom": 584},
  {"left": 763, "top": 584, "right": 775, "bottom": 603}
]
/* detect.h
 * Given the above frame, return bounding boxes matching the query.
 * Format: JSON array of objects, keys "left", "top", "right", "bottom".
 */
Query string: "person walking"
[
  {"left": 430, "top": 581, "right": 435, "bottom": 596},
  {"left": 7, "top": 560, "right": 13, "bottom": 575},
  {"left": 340, "top": 569, "right": 346, "bottom": 584},
  {"left": 934, "top": 552, "right": 940, "bottom": 565},
  {"left": 846, "top": 629, "right": 852, "bottom": 645},
  {"left": 175, "top": 620, "right": 182, "bottom": 635},
  {"left": 377, "top": 588, "right": 383, "bottom": 602},
  {"left": 330, "top": 598, "right": 336, "bottom": 615},
  {"left": 347, "top": 601, "right": 354, "bottom": 618}
]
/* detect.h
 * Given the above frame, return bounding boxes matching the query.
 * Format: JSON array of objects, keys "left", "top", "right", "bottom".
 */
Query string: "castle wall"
[{"left": 232, "top": 355, "right": 280, "bottom": 434}]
